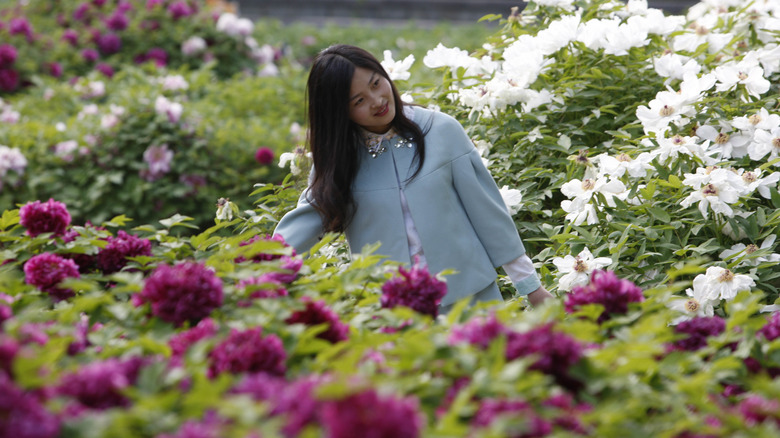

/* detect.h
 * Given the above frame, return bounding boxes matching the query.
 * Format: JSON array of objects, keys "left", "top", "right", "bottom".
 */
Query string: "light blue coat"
[{"left": 274, "top": 106, "right": 539, "bottom": 306}]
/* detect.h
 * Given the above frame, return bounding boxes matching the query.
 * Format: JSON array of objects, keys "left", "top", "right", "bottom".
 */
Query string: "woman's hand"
[{"left": 527, "top": 286, "right": 554, "bottom": 306}]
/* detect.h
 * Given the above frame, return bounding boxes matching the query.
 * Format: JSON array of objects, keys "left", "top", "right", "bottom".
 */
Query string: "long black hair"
[{"left": 305, "top": 44, "right": 427, "bottom": 233}]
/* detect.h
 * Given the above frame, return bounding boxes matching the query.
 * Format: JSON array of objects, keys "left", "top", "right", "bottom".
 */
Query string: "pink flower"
[
  {"left": 104, "top": 12, "right": 129, "bottom": 31},
  {"left": 142, "top": 143, "right": 174, "bottom": 181},
  {"left": 236, "top": 234, "right": 295, "bottom": 262},
  {"left": 237, "top": 274, "right": 288, "bottom": 306},
  {"left": 0, "top": 335, "right": 20, "bottom": 377},
  {"left": 23, "top": 253, "right": 80, "bottom": 301},
  {"left": 565, "top": 270, "right": 644, "bottom": 323},
  {"left": 0, "top": 374, "right": 61, "bottom": 437},
  {"left": 96, "top": 33, "right": 121, "bottom": 55},
  {"left": 321, "top": 388, "right": 424, "bottom": 438},
  {"left": 8, "top": 18, "right": 34, "bottom": 41},
  {"left": 19, "top": 199, "right": 71, "bottom": 237},
  {"left": 207, "top": 327, "right": 287, "bottom": 378},
  {"left": 168, "top": 1, "right": 194, "bottom": 19},
  {"left": 0, "top": 68, "right": 19, "bottom": 92},
  {"left": 448, "top": 313, "right": 506, "bottom": 349},
  {"left": 758, "top": 312, "right": 780, "bottom": 341},
  {"left": 95, "top": 62, "right": 114, "bottom": 78},
  {"left": 81, "top": 48, "right": 99, "bottom": 63},
  {"left": 136, "top": 262, "right": 223, "bottom": 327},
  {"left": 472, "top": 398, "right": 551, "bottom": 435},
  {"left": 285, "top": 298, "right": 349, "bottom": 344},
  {"left": 62, "top": 29, "right": 79, "bottom": 46},
  {"left": 669, "top": 316, "right": 726, "bottom": 352},
  {"left": 168, "top": 318, "right": 218, "bottom": 367},
  {"left": 96, "top": 230, "right": 152, "bottom": 274},
  {"left": 266, "top": 256, "right": 303, "bottom": 284},
  {"left": 48, "top": 62, "right": 63, "bottom": 78},
  {"left": 58, "top": 357, "right": 144, "bottom": 410},
  {"left": 505, "top": 324, "right": 584, "bottom": 392},
  {"left": 738, "top": 394, "right": 780, "bottom": 427},
  {"left": 381, "top": 263, "right": 447, "bottom": 318},
  {"left": 255, "top": 146, "right": 274, "bottom": 165},
  {"left": 0, "top": 44, "right": 17, "bottom": 68}
]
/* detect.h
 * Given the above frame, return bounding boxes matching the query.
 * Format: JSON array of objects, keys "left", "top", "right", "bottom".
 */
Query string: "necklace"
[{"left": 363, "top": 128, "right": 413, "bottom": 158}]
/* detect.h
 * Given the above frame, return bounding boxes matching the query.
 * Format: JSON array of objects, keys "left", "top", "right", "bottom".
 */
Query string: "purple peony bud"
[
  {"left": 255, "top": 146, "right": 274, "bottom": 165},
  {"left": 381, "top": 263, "right": 447, "bottom": 318},
  {"left": 321, "top": 388, "right": 424, "bottom": 438},
  {"left": 8, "top": 18, "right": 34, "bottom": 41},
  {"left": 207, "top": 327, "right": 287, "bottom": 378},
  {"left": 81, "top": 48, "right": 99, "bottom": 63},
  {"left": 19, "top": 199, "right": 72, "bottom": 237},
  {"left": 96, "top": 230, "right": 152, "bottom": 274},
  {"left": 168, "top": 1, "right": 194, "bottom": 20},
  {"left": 135, "top": 262, "right": 223, "bottom": 327},
  {"left": 61, "top": 29, "right": 79, "bottom": 46},
  {"left": 95, "top": 62, "right": 114, "bottom": 78},
  {"left": 0, "top": 68, "right": 20, "bottom": 92},
  {"left": 285, "top": 297, "right": 349, "bottom": 343},
  {"left": 0, "top": 44, "right": 17, "bottom": 68},
  {"left": 104, "top": 12, "right": 129, "bottom": 31},
  {"left": 48, "top": 62, "right": 63, "bottom": 78},
  {"left": 758, "top": 312, "right": 780, "bottom": 341},
  {"left": 57, "top": 357, "right": 144, "bottom": 410},
  {"left": 505, "top": 323, "right": 584, "bottom": 392},
  {"left": 23, "top": 253, "right": 80, "bottom": 301},
  {"left": 565, "top": 270, "right": 644, "bottom": 323},
  {"left": 448, "top": 313, "right": 507, "bottom": 349}
]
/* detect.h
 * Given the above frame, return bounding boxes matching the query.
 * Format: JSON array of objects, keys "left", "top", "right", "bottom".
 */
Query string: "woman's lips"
[{"left": 375, "top": 103, "right": 388, "bottom": 117}]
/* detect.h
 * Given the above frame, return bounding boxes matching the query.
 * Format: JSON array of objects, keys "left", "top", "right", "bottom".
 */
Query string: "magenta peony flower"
[
  {"left": 95, "top": 62, "right": 114, "bottom": 78},
  {"left": 136, "top": 261, "right": 223, "bottom": 327},
  {"left": 48, "top": 62, "right": 63, "bottom": 78},
  {"left": 0, "top": 68, "right": 19, "bottom": 92},
  {"left": 266, "top": 256, "right": 303, "bottom": 284},
  {"left": 19, "top": 199, "right": 72, "bottom": 237},
  {"left": 8, "top": 18, "right": 34, "bottom": 41},
  {"left": 0, "top": 374, "right": 61, "bottom": 438},
  {"left": 472, "top": 398, "right": 552, "bottom": 436},
  {"left": 670, "top": 316, "right": 726, "bottom": 352},
  {"left": 96, "top": 230, "right": 152, "bottom": 274},
  {"left": 168, "top": 1, "right": 194, "bottom": 20},
  {"left": 448, "top": 313, "right": 507, "bottom": 349},
  {"left": 236, "top": 234, "right": 296, "bottom": 263},
  {"left": 207, "top": 327, "right": 287, "bottom": 378},
  {"left": 0, "top": 293, "right": 12, "bottom": 327},
  {"left": 92, "top": 0, "right": 108, "bottom": 7},
  {"left": 738, "top": 394, "right": 780, "bottom": 427},
  {"left": 0, "top": 334, "right": 19, "bottom": 377},
  {"left": 81, "top": 48, "right": 99, "bottom": 63},
  {"left": 255, "top": 146, "right": 275, "bottom": 165},
  {"left": 233, "top": 373, "right": 326, "bottom": 438},
  {"left": 66, "top": 314, "right": 92, "bottom": 356},
  {"left": 58, "top": 357, "right": 144, "bottom": 410},
  {"left": 157, "top": 414, "right": 225, "bottom": 438},
  {"left": 565, "top": 270, "right": 644, "bottom": 323},
  {"left": 506, "top": 323, "right": 584, "bottom": 392},
  {"left": 96, "top": 33, "right": 121, "bottom": 55},
  {"left": 168, "top": 318, "right": 218, "bottom": 367},
  {"left": 0, "top": 44, "right": 17, "bottom": 68},
  {"left": 381, "top": 263, "right": 447, "bottom": 318},
  {"left": 73, "top": 3, "right": 92, "bottom": 23},
  {"left": 237, "top": 274, "right": 288, "bottom": 306},
  {"left": 143, "top": 47, "right": 169, "bottom": 67},
  {"left": 285, "top": 298, "right": 349, "bottom": 344},
  {"left": 758, "top": 312, "right": 780, "bottom": 341},
  {"left": 23, "top": 253, "right": 80, "bottom": 301},
  {"left": 146, "top": 0, "right": 165, "bottom": 9},
  {"left": 62, "top": 29, "right": 79, "bottom": 46},
  {"left": 104, "top": 12, "right": 129, "bottom": 31},
  {"left": 321, "top": 388, "right": 424, "bottom": 438}
]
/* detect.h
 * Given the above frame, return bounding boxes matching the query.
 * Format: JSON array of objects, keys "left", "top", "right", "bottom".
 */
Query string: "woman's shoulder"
[{"left": 411, "top": 106, "right": 473, "bottom": 155}]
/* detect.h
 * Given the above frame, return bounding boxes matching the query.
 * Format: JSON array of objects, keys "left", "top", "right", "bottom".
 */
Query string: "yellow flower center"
[
  {"left": 749, "top": 114, "right": 762, "bottom": 125},
  {"left": 737, "top": 71, "right": 748, "bottom": 81},
  {"left": 702, "top": 184, "right": 718, "bottom": 196},
  {"left": 745, "top": 244, "right": 759, "bottom": 254},
  {"left": 772, "top": 138, "right": 780, "bottom": 149},
  {"left": 581, "top": 179, "right": 596, "bottom": 191},
  {"left": 659, "top": 105, "right": 675, "bottom": 117},
  {"left": 715, "top": 133, "right": 730, "bottom": 144},
  {"left": 718, "top": 269, "right": 735, "bottom": 282},
  {"left": 573, "top": 258, "right": 588, "bottom": 273},
  {"left": 617, "top": 153, "right": 632, "bottom": 162},
  {"left": 742, "top": 172, "right": 757, "bottom": 183},
  {"left": 684, "top": 300, "right": 700, "bottom": 313}
]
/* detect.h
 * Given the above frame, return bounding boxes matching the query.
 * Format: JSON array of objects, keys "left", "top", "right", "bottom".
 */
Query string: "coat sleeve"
[
  {"left": 450, "top": 138, "right": 528, "bottom": 268},
  {"left": 272, "top": 188, "right": 324, "bottom": 255}
]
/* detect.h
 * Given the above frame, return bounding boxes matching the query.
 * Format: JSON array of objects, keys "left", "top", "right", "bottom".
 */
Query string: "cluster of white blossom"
[{"left": 0, "top": 144, "right": 27, "bottom": 191}]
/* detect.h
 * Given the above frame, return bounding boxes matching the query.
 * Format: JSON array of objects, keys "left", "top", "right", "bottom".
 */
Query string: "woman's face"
[{"left": 348, "top": 67, "right": 395, "bottom": 134}]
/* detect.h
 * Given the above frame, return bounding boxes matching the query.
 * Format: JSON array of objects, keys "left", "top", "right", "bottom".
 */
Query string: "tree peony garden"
[{"left": 2, "top": 0, "right": 780, "bottom": 436}]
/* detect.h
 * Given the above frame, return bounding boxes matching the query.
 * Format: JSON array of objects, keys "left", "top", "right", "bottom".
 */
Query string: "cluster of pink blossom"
[
  {"left": 381, "top": 263, "right": 447, "bottom": 317},
  {"left": 285, "top": 297, "right": 349, "bottom": 344},
  {"left": 235, "top": 234, "right": 296, "bottom": 263},
  {"left": 57, "top": 356, "right": 145, "bottom": 411},
  {"left": 669, "top": 316, "right": 726, "bottom": 352},
  {"left": 23, "top": 253, "right": 81, "bottom": 301},
  {"left": 207, "top": 327, "right": 287, "bottom": 378},
  {"left": 156, "top": 411, "right": 226, "bottom": 438},
  {"left": 168, "top": 318, "right": 218, "bottom": 367},
  {"left": 236, "top": 274, "right": 289, "bottom": 306},
  {"left": 320, "top": 388, "right": 424, "bottom": 438},
  {"left": 19, "top": 199, "right": 72, "bottom": 237},
  {"left": 506, "top": 323, "right": 585, "bottom": 393},
  {"left": 134, "top": 261, "right": 223, "bottom": 326},
  {"left": 96, "top": 229, "right": 152, "bottom": 273},
  {"left": 564, "top": 270, "right": 645, "bottom": 323},
  {"left": 737, "top": 394, "right": 780, "bottom": 428},
  {"left": 0, "top": 373, "right": 61, "bottom": 438},
  {"left": 757, "top": 312, "right": 780, "bottom": 341}
]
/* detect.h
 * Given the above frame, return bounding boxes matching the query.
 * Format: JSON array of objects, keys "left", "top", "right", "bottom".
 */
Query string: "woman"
[{"left": 274, "top": 44, "right": 553, "bottom": 309}]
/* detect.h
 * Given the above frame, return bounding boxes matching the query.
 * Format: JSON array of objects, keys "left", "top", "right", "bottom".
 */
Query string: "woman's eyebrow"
[{"left": 350, "top": 72, "right": 377, "bottom": 101}]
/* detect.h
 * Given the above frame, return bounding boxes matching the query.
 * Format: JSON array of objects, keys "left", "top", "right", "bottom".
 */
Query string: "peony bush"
[{"left": 3, "top": 0, "right": 780, "bottom": 437}]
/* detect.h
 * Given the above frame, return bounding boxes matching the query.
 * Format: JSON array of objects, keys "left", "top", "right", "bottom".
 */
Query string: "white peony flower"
[
  {"left": 714, "top": 62, "right": 771, "bottom": 98},
  {"left": 689, "top": 266, "right": 755, "bottom": 301},
  {"left": 499, "top": 185, "right": 523, "bottom": 215},
  {"left": 154, "top": 96, "right": 183, "bottom": 124},
  {"left": 680, "top": 167, "right": 743, "bottom": 219},
  {"left": 668, "top": 287, "right": 718, "bottom": 325},
  {"left": 653, "top": 53, "right": 701, "bottom": 80},
  {"left": 181, "top": 36, "right": 206, "bottom": 56},
  {"left": 381, "top": 50, "right": 415, "bottom": 82},
  {"left": 552, "top": 247, "right": 612, "bottom": 291},
  {"left": 696, "top": 123, "right": 751, "bottom": 160},
  {"left": 748, "top": 127, "right": 780, "bottom": 162},
  {"left": 160, "top": 75, "right": 189, "bottom": 91},
  {"left": 721, "top": 235, "right": 780, "bottom": 267}
]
